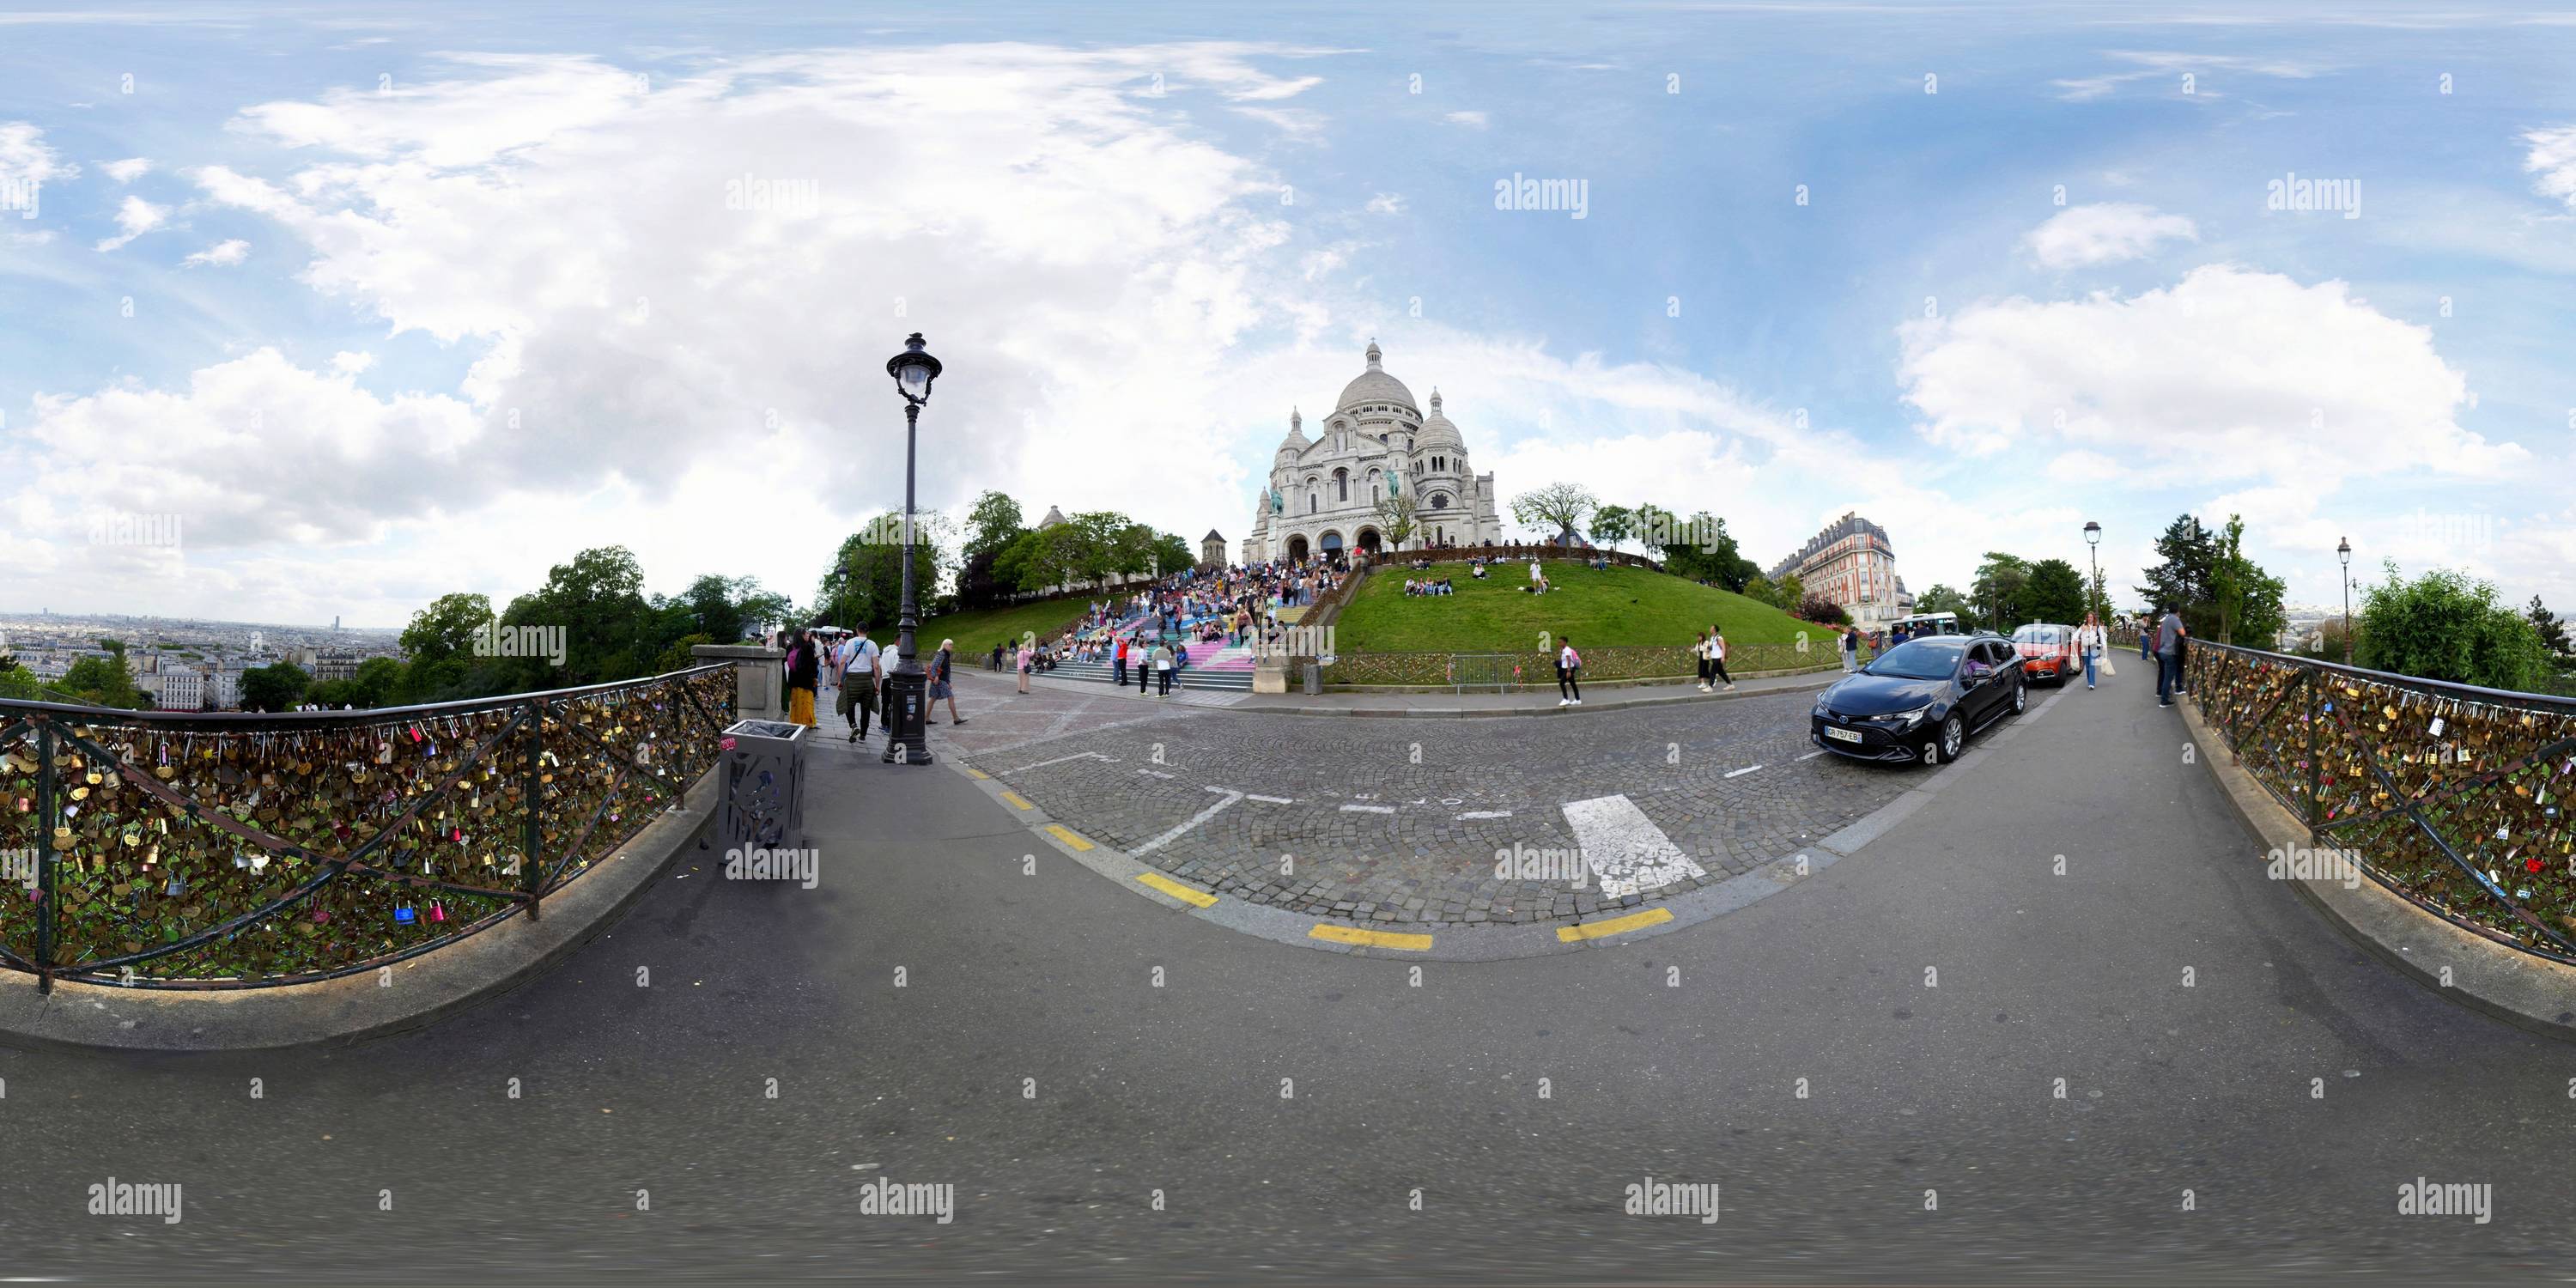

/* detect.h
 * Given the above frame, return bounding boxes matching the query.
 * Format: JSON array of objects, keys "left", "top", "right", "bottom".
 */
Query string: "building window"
[{"left": 1334, "top": 469, "right": 1349, "bottom": 502}]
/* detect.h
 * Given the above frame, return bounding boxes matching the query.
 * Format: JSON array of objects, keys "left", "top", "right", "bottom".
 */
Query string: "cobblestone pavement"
[{"left": 948, "top": 670, "right": 1920, "bottom": 927}]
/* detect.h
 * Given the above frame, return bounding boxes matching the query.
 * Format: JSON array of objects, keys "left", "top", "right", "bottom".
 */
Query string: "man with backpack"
[
  {"left": 834, "top": 627, "right": 881, "bottom": 744},
  {"left": 2154, "top": 605, "right": 2188, "bottom": 708}
]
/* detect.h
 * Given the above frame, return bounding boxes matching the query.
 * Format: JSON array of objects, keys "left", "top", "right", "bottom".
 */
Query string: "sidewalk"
[{"left": 974, "top": 662, "right": 1836, "bottom": 717}]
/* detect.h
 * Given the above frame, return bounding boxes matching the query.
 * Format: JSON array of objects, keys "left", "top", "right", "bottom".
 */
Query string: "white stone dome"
[
  {"left": 1416, "top": 388, "right": 1464, "bottom": 449},
  {"left": 1334, "top": 341, "right": 1417, "bottom": 413}
]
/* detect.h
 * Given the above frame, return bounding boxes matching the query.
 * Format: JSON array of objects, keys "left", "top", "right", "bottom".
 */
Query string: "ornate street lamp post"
[
  {"left": 2336, "top": 536, "right": 2353, "bottom": 665},
  {"left": 882, "top": 332, "right": 943, "bottom": 765},
  {"left": 2082, "top": 520, "right": 2102, "bottom": 624}
]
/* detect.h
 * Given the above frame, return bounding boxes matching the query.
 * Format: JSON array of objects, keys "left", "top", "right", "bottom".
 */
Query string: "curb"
[
  {"left": 939, "top": 692, "right": 2040, "bottom": 961},
  {"left": 0, "top": 766, "right": 721, "bottom": 1054},
  {"left": 2179, "top": 696, "right": 2576, "bottom": 1045}
]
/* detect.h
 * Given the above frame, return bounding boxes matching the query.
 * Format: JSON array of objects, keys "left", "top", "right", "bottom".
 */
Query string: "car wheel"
[
  {"left": 2011, "top": 678, "right": 2027, "bottom": 714},
  {"left": 1938, "top": 713, "right": 1964, "bottom": 761}
]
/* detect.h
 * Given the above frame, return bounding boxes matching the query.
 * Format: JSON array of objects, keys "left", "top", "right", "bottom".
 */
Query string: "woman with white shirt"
[{"left": 2074, "top": 614, "right": 2105, "bottom": 690}]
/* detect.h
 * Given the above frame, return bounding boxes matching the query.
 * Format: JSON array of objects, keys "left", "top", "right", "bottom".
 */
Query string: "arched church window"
[{"left": 1334, "top": 469, "right": 1349, "bottom": 502}]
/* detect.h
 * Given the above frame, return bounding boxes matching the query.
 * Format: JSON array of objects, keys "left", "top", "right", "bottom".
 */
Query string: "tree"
[
  {"left": 2205, "top": 515, "right": 2286, "bottom": 647},
  {"left": 1741, "top": 574, "right": 1774, "bottom": 607},
  {"left": 1590, "top": 505, "right": 1635, "bottom": 553},
  {"left": 819, "top": 513, "right": 944, "bottom": 634},
  {"left": 669, "top": 574, "right": 784, "bottom": 646},
  {"left": 1773, "top": 573, "right": 1805, "bottom": 612},
  {"left": 2023, "top": 558, "right": 2087, "bottom": 626},
  {"left": 1150, "top": 532, "right": 1195, "bottom": 577},
  {"left": 401, "top": 592, "right": 496, "bottom": 665},
  {"left": 1374, "top": 489, "right": 1421, "bottom": 553},
  {"left": 2137, "top": 514, "right": 2218, "bottom": 636},
  {"left": 1971, "top": 552, "right": 2031, "bottom": 629},
  {"left": 1510, "top": 483, "right": 1599, "bottom": 544},
  {"left": 1794, "top": 592, "right": 1850, "bottom": 626},
  {"left": 1917, "top": 584, "right": 1978, "bottom": 631},
  {"left": 351, "top": 657, "right": 404, "bottom": 708},
  {"left": 240, "top": 662, "right": 312, "bottom": 713},
  {"left": 2087, "top": 564, "right": 2112, "bottom": 624},
  {"left": 2529, "top": 596, "right": 2570, "bottom": 656},
  {"left": 963, "top": 490, "right": 1025, "bottom": 561},
  {"left": 2356, "top": 563, "right": 2552, "bottom": 692},
  {"left": 497, "top": 545, "right": 659, "bottom": 686},
  {"left": 60, "top": 641, "right": 149, "bottom": 709}
]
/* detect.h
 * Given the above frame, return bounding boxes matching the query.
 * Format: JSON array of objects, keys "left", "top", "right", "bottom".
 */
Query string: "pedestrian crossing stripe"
[
  {"left": 1556, "top": 907, "right": 1674, "bottom": 942},
  {"left": 1309, "top": 924, "right": 1433, "bottom": 951},
  {"left": 1042, "top": 823, "right": 1095, "bottom": 853},
  {"left": 1135, "top": 871, "right": 1214, "bottom": 906}
]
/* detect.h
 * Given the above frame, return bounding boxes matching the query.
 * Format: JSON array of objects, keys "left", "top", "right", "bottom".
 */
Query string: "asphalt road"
[{"left": 2, "top": 662, "right": 2570, "bottom": 1285}]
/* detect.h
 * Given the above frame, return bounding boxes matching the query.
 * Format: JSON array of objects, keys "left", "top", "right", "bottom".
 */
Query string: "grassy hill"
[
  {"left": 1334, "top": 561, "right": 1818, "bottom": 653},
  {"left": 908, "top": 593, "right": 1098, "bottom": 660}
]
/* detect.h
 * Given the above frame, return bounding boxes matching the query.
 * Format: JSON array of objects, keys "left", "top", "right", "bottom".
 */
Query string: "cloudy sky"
[{"left": 3, "top": 1, "right": 2573, "bottom": 628}]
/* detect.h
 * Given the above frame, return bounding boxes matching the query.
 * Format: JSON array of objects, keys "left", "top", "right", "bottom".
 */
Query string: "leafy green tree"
[
  {"left": 495, "top": 545, "right": 656, "bottom": 687},
  {"left": 963, "top": 490, "right": 1025, "bottom": 560},
  {"left": 401, "top": 592, "right": 496, "bottom": 665},
  {"left": 2137, "top": 514, "right": 2217, "bottom": 635},
  {"left": 60, "top": 641, "right": 149, "bottom": 709},
  {"left": 351, "top": 657, "right": 404, "bottom": 708},
  {"left": 1972, "top": 552, "right": 2031, "bottom": 629},
  {"left": 2023, "top": 558, "right": 2087, "bottom": 625},
  {"left": 2087, "top": 564, "right": 2112, "bottom": 624},
  {"left": 1151, "top": 532, "right": 1195, "bottom": 575},
  {"left": 1589, "top": 505, "right": 1634, "bottom": 552},
  {"left": 2205, "top": 515, "right": 2286, "bottom": 646},
  {"left": 2357, "top": 564, "right": 2552, "bottom": 691},
  {"left": 2530, "top": 596, "right": 2570, "bottom": 656},
  {"left": 240, "top": 662, "right": 313, "bottom": 713},
  {"left": 1774, "top": 573, "right": 1804, "bottom": 612},
  {"left": 0, "top": 653, "right": 42, "bottom": 701},
  {"left": 1741, "top": 574, "right": 1774, "bottom": 608},
  {"left": 1917, "top": 583, "right": 1978, "bottom": 630},
  {"left": 818, "top": 514, "right": 932, "bottom": 635},
  {"left": 1373, "top": 490, "right": 1420, "bottom": 552},
  {"left": 1510, "top": 483, "right": 1599, "bottom": 544},
  {"left": 1794, "top": 592, "right": 1850, "bottom": 626}
]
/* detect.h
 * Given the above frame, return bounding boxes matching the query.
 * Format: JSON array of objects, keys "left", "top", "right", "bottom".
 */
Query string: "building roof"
[
  {"left": 1334, "top": 341, "right": 1417, "bottom": 413},
  {"left": 1202, "top": 529, "right": 1225, "bottom": 543},
  {"left": 1769, "top": 511, "right": 1894, "bottom": 580},
  {"left": 1036, "top": 505, "right": 1067, "bottom": 529}
]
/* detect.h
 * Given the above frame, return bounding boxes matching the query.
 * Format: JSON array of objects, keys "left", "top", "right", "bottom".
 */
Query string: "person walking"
[
  {"left": 1556, "top": 638, "right": 1583, "bottom": 706},
  {"left": 928, "top": 637, "right": 964, "bottom": 726},
  {"left": 1015, "top": 637, "right": 1034, "bottom": 695},
  {"left": 1136, "top": 635, "right": 1153, "bottom": 695},
  {"left": 2074, "top": 613, "right": 2105, "bottom": 691},
  {"left": 2140, "top": 613, "right": 2155, "bottom": 662},
  {"left": 2154, "top": 605, "right": 2187, "bottom": 708},
  {"left": 1709, "top": 623, "right": 1735, "bottom": 690},
  {"left": 783, "top": 629, "right": 820, "bottom": 728},
  {"left": 1839, "top": 624, "right": 1860, "bottom": 674},
  {"left": 835, "top": 626, "right": 882, "bottom": 742},
  {"left": 1695, "top": 630, "right": 1714, "bottom": 691},
  {"left": 1112, "top": 635, "right": 1130, "bottom": 689},
  {"left": 1152, "top": 641, "right": 1176, "bottom": 696}
]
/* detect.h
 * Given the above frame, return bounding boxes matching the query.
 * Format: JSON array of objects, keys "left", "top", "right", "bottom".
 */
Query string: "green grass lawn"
[
  {"left": 1334, "top": 561, "right": 1818, "bottom": 652},
  {"left": 909, "top": 593, "right": 1100, "bottom": 660}
]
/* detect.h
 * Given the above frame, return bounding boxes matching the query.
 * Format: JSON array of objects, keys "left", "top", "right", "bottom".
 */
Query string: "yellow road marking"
[
  {"left": 1042, "top": 823, "right": 1095, "bottom": 852},
  {"left": 1135, "top": 871, "right": 1214, "bottom": 906},
  {"left": 964, "top": 768, "right": 990, "bottom": 780},
  {"left": 1309, "top": 924, "right": 1433, "bottom": 951},
  {"left": 999, "top": 790, "right": 1032, "bottom": 811},
  {"left": 1556, "top": 907, "right": 1674, "bottom": 942}
]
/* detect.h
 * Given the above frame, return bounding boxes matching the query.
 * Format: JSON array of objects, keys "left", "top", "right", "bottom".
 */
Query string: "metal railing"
[
  {"left": 2186, "top": 640, "right": 2576, "bottom": 963},
  {"left": 0, "top": 663, "right": 737, "bottom": 990}
]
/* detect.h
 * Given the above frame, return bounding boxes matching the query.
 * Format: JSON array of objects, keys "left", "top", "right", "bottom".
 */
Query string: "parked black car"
[{"left": 1811, "top": 634, "right": 2026, "bottom": 765}]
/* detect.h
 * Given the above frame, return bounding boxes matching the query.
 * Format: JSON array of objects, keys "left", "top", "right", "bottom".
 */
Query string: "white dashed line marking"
[
  {"left": 1457, "top": 810, "right": 1513, "bottom": 819},
  {"left": 1795, "top": 750, "right": 1826, "bottom": 761},
  {"left": 1338, "top": 804, "right": 1397, "bottom": 814},
  {"left": 1246, "top": 794, "right": 1294, "bottom": 805},
  {"left": 1561, "top": 793, "right": 1708, "bottom": 899},
  {"left": 1724, "top": 764, "right": 1765, "bottom": 779},
  {"left": 1005, "top": 750, "right": 1119, "bottom": 774},
  {"left": 1137, "top": 769, "right": 1176, "bottom": 780},
  {"left": 1134, "top": 789, "right": 1243, "bottom": 856}
]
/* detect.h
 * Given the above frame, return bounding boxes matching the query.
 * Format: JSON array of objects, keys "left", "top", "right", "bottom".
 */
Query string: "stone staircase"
[{"left": 1040, "top": 656, "right": 1256, "bottom": 691}]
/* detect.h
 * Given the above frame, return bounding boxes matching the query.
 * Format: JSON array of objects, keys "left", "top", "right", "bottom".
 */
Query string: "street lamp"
[
  {"left": 882, "top": 332, "right": 943, "bottom": 766},
  {"left": 2336, "top": 536, "right": 2353, "bottom": 665},
  {"left": 2082, "top": 520, "right": 2102, "bottom": 624}
]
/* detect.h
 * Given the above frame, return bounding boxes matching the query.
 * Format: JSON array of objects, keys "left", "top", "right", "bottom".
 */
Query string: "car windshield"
[
  {"left": 2013, "top": 627, "right": 2062, "bottom": 645},
  {"left": 1862, "top": 638, "right": 1965, "bottom": 680}
]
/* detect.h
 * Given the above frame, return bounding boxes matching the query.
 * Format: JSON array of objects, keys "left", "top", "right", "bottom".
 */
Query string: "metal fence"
[
  {"left": 0, "top": 663, "right": 737, "bottom": 990},
  {"left": 2186, "top": 640, "right": 2576, "bottom": 963},
  {"left": 1321, "top": 641, "right": 1831, "bottom": 688}
]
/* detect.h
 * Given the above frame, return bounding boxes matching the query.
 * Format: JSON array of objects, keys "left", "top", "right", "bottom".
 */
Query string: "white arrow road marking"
[
  {"left": 1004, "top": 750, "right": 1119, "bottom": 774},
  {"left": 1134, "top": 789, "right": 1242, "bottom": 855},
  {"left": 1560, "top": 793, "right": 1707, "bottom": 899}
]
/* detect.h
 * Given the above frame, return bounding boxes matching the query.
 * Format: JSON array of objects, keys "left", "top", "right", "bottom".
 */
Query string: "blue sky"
[{"left": 3, "top": 1, "right": 2573, "bottom": 626}]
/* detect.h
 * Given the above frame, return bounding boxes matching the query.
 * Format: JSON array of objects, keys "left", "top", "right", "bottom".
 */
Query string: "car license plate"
[{"left": 1826, "top": 726, "right": 1862, "bottom": 744}]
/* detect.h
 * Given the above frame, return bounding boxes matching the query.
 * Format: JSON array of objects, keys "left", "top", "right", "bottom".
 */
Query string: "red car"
[{"left": 2011, "top": 623, "right": 2082, "bottom": 686}]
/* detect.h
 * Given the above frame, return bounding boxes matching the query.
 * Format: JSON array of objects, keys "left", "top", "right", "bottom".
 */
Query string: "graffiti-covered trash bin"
[{"left": 719, "top": 719, "right": 807, "bottom": 853}]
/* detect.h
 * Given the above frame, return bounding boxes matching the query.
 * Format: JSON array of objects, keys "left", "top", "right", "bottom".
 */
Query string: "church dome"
[
  {"left": 1416, "top": 387, "right": 1464, "bottom": 450},
  {"left": 1334, "top": 341, "right": 1418, "bottom": 414}
]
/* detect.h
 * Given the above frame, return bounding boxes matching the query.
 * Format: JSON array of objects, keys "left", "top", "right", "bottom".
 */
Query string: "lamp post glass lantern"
[
  {"left": 2082, "top": 520, "right": 2101, "bottom": 624},
  {"left": 882, "top": 332, "right": 943, "bottom": 765},
  {"left": 2336, "top": 536, "right": 2353, "bottom": 665}
]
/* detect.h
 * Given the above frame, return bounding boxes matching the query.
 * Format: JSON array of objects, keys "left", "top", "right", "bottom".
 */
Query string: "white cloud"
[
  {"left": 1898, "top": 264, "right": 2524, "bottom": 492},
  {"left": 2522, "top": 125, "right": 2576, "bottom": 210},
  {"left": 181, "top": 237, "right": 248, "bottom": 267},
  {"left": 100, "top": 156, "right": 152, "bottom": 183},
  {"left": 2050, "top": 50, "right": 2321, "bottom": 101},
  {"left": 1443, "top": 110, "right": 1488, "bottom": 128},
  {"left": 331, "top": 350, "right": 376, "bottom": 374},
  {"left": 0, "top": 120, "right": 76, "bottom": 186},
  {"left": 1364, "top": 191, "right": 1406, "bottom": 215},
  {"left": 2020, "top": 202, "right": 2197, "bottom": 269},
  {"left": 93, "top": 194, "right": 167, "bottom": 251}
]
